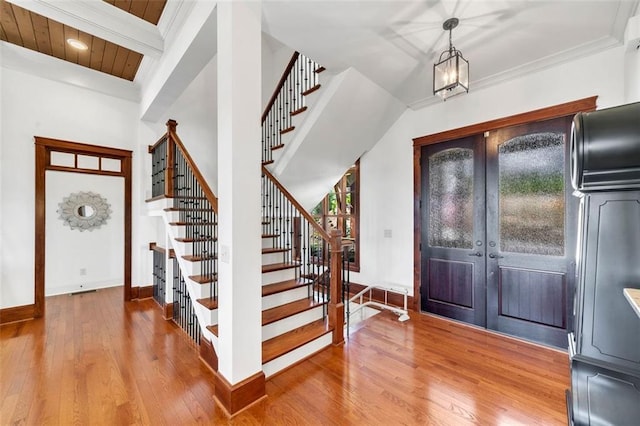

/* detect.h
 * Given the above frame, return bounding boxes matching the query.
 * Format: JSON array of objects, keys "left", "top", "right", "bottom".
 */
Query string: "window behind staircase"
[{"left": 312, "top": 161, "right": 359, "bottom": 271}]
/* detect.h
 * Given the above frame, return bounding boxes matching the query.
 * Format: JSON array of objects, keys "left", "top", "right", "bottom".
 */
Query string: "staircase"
[{"left": 147, "top": 50, "right": 348, "bottom": 377}]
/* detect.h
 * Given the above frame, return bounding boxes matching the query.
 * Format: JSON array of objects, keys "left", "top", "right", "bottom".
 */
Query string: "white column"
[{"left": 216, "top": 1, "right": 262, "bottom": 384}]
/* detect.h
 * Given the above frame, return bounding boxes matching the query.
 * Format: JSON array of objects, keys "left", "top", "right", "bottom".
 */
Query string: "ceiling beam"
[{"left": 7, "top": 0, "right": 163, "bottom": 58}]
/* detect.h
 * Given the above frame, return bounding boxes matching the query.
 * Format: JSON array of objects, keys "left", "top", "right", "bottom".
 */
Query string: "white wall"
[
  {"left": 0, "top": 67, "right": 139, "bottom": 309},
  {"left": 45, "top": 172, "right": 124, "bottom": 296},
  {"left": 625, "top": 46, "right": 640, "bottom": 103},
  {"left": 142, "top": 55, "right": 219, "bottom": 195},
  {"left": 262, "top": 34, "right": 295, "bottom": 108},
  {"left": 352, "top": 45, "right": 628, "bottom": 295}
]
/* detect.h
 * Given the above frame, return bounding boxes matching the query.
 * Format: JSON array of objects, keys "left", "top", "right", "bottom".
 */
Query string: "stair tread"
[
  {"left": 262, "top": 160, "right": 274, "bottom": 166},
  {"left": 262, "top": 262, "right": 299, "bottom": 273},
  {"left": 290, "top": 106, "right": 307, "bottom": 116},
  {"left": 262, "top": 319, "right": 330, "bottom": 364},
  {"left": 189, "top": 274, "right": 217, "bottom": 284},
  {"left": 262, "top": 278, "right": 313, "bottom": 297},
  {"left": 302, "top": 84, "right": 321, "bottom": 96},
  {"left": 315, "top": 66, "right": 326, "bottom": 73},
  {"left": 271, "top": 144, "right": 285, "bottom": 151},
  {"left": 207, "top": 325, "right": 218, "bottom": 336},
  {"left": 183, "top": 254, "right": 217, "bottom": 262},
  {"left": 197, "top": 297, "right": 218, "bottom": 310},
  {"left": 175, "top": 237, "right": 217, "bottom": 243},
  {"left": 262, "top": 247, "right": 290, "bottom": 254},
  {"left": 280, "top": 126, "right": 295, "bottom": 135},
  {"left": 262, "top": 233, "right": 280, "bottom": 239},
  {"left": 262, "top": 298, "right": 324, "bottom": 326}
]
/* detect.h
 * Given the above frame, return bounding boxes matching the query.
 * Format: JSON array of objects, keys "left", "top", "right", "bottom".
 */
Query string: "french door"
[{"left": 420, "top": 116, "right": 576, "bottom": 348}]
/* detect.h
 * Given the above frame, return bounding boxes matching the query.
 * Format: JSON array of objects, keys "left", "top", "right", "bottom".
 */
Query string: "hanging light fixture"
[{"left": 433, "top": 17, "right": 469, "bottom": 100}]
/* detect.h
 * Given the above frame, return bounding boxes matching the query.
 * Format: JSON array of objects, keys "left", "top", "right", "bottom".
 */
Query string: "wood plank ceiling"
[{"left": 0, "top": 0, "right": 166, "bottom": 81}]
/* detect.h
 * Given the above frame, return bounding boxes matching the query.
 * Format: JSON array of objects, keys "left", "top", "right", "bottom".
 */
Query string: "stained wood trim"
[
  {"left": 148, "top": 133, "right": 168, "bottom": 154},
  {"left": 262, "top": 166, "right": 331, "bottom": 242},
  {"left": 413, "top": 145, "right": 421, "bottom": 313},
  {"left": 412, "top": 97, "right": 598, "bottom": 314},
  {"left": 199, "top": 337, "right": 218, "bottom": 373},
  {"left": 34, "top": 137, "right": 132, "bottom": 159},
  {"left": 0, "top": 304, "right": 36, "bottom": 324},
  {"left": 45, "top": 165, "right": 123, "bottom": 177},
  {"left": 262, "top": 52, "right": 300, "bottom": 123},
  {"left": 167, "top": 122, "right": 218, "bottom": 212},
  {"left": 137, "top": 286, "right": 154, "bottom": 300},
  {"left": 149, "top": 242, "right": 166, "bottom": 254},
  {"left": 163, "top": 302, "right": 174, "bottom": 320},
  {"left": 33, "top": 137, "right": 133, "bottom": 319},
  {"left": 214, "top": 371, "right": 266, "bottom": 417},
  {"left": 348, "top": 282, "right": 415, "bottom": 311},
  {"left": 412, "top": 96, "right": 598, "bottom": 147}
]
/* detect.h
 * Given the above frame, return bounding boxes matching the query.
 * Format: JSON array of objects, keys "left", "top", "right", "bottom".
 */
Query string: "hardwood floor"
[{"left": 1, "top": 286, "right": 569, "bottom": 425}]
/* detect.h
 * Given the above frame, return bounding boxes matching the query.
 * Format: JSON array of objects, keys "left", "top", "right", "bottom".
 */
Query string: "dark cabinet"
[{"left": 567, "top": 102, "right": 640, "bottom": 426}]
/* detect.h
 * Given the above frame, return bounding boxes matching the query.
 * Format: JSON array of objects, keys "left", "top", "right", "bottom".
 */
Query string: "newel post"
[
  {"left": 165, "top": 119, "right": 177, "bottom": 198},
  {"left": 328, "top": 229, "right": 345, "bottom": 345}
]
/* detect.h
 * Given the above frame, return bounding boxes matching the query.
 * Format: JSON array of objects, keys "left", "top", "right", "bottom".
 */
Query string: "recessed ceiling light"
[{"left": 66, "top": 38, "right": 88, "bottom": 51}]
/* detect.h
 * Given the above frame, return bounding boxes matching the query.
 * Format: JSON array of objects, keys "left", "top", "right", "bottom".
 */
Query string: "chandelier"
[{"left": 433, "top": 18, "right": 469, "bottom": 100}]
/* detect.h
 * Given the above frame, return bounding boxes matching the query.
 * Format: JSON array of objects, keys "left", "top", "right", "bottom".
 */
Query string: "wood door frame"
[
  {"left": 412, "top": 96, "right": 597, "bottom": 312},
  {"left": 33, "top": 137, "right": 133, "bottom": 318}
]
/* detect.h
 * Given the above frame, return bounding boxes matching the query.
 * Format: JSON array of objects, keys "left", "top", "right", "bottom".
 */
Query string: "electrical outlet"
[{"left": 80, "top": 268, "right": 87, "bottom": 276}]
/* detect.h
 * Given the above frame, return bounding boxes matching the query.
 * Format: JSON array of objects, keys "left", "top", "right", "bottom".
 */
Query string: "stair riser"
[
  {"left": 262, "top": 305, "right": 325, "bottom": 341},
  {"left": 184, "top": 278, "right": 212, "bottom": 299},
  {"left": 262, "top": 237, "right": 277, "bottom": 249},
  {"left": 262, "top": 333, "right": 332, "bottom": 378},
  {"left": 262, "top": 252, "right": 287, "bottom": 265},
  {"left": 262, "top": 267, "right": 297, "bottom": 285},
  {"left": 262, "top": 286, "right": 309, "bottom": 310},
  {"left": 194, "top": 303, "right": 218, "bottom": 326}
]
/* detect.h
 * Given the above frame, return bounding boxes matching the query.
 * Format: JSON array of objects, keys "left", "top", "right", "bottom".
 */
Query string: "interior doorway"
[
  {"left": 420, "top": 116, "right": 576, "bottom": 348},
  {"left": 34, "top": 137, "right": 132, "bottom": 318}
]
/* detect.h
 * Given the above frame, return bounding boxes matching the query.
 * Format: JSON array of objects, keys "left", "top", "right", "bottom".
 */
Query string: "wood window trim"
[
  {"left": 412, "top": 96, "right": 598, "bottom": 312},
  {"left": 33, "top": 137, "right": 133, "bottom": 319}
]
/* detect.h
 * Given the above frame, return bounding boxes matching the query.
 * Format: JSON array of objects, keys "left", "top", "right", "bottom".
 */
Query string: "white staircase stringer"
[{"left": 161, "top": 211, "right": 217, "bottom": 334}]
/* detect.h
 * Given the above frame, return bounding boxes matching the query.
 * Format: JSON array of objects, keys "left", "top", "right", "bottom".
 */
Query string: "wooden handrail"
[
  {"left": 166, "top": 120, "right": 219, "bottom": 212},
  {"left": 148, "top": 133, "right": 168, "bottom": 154},
  {"left": 261, "top": 52, "right": 300, "bottom": 123},
  {"left": 262, "top": 165, "right": 331, "bottom": 243},
  {"left": 149, "top": 242, "right": 166, "bottom": 254}
]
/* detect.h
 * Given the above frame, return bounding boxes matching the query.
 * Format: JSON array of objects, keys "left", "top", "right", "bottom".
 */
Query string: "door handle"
[
  {"left": 468, "top": 252, "right": 483, "bottom": 257},
  {"left": 488, "top": 253, "right": 504, "bottom": 259}
]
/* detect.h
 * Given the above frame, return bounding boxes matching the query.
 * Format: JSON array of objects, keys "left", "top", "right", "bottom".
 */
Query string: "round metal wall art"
[{"left": 57, "top": 191, "right": 112, "bottom": 231}]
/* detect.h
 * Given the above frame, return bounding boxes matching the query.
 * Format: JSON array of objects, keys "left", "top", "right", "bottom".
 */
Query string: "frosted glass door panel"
[
  {"left": 498, "top": 133, "right": 565, "bottom": 256},
  {"left": 428, "top": 148, "right": 474, "bottom": 249}
]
